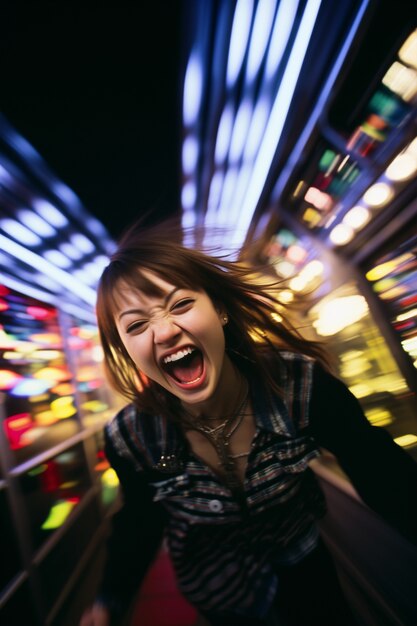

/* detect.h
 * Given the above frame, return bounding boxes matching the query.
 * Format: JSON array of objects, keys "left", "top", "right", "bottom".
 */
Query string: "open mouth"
[{"left": 161, "top": 346, "right": 204, "bottom": 385}]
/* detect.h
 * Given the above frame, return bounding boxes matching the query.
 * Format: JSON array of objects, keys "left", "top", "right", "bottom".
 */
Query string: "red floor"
[{"left": 130, "top": 547, "right": 198, "bottom": 626}]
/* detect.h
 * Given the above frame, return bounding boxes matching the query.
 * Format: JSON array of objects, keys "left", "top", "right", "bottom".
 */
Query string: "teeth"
[{"left": 163, "top": 346, "right": 195, "bottom": 364}]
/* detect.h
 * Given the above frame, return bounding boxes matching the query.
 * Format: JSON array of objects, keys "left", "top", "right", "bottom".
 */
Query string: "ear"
[{"left": 214, "top": 301, "right": 228, "bottom": 325}]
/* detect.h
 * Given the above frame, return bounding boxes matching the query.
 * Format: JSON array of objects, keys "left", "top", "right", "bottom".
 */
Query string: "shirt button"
[{"left": 208, "top": 499, "right": 223, "bottom": 512}]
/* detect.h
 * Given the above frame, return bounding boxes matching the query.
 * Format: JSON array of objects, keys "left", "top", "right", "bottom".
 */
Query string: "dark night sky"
[{"left": 1, "top": 2, "right": 184, "bottom": 240}]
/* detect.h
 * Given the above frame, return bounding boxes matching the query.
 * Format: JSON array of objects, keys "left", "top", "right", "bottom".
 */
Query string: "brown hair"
[{"left": 96, "top": 223, "right": 328, "bottom": 418}]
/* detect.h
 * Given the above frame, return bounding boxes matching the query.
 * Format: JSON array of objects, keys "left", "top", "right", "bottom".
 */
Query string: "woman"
[{"left": 81, "top": 225, "right": 417, "bottom": 626}]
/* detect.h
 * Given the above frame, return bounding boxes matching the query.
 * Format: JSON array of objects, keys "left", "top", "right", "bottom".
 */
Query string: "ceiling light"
[
  {"left": 245, "top": 0, "right": 277, "bottom": 84},
  {"left": 230, "top": 0, "right": 323, "bottom": 248},
  {"left": 182, "top": 136, "right": 199, "bottom": 174},
  {"left": 363, "top": 182, "right": 394, "bottom": 207},
  {"left": 33, "top": 200, "right": 68, "bottom": 227},
  {"left": 329, "top": 223, "right": 354, "bottom": 245},
  {"left": 0, "top": 219, "right": 42, "bottom": 246},
  {"left": 226, "top": 0, "right": 254, "bottom": 87},
  {"left": 313, "top": 295, "right": 368, "bottom": 336},
  {"left": 343, "top": 205, "right": 370, "bottom": 229},
  {"left": 183, "top": 52, "right": 203, "bottom": 126},
  {"left": 385, "top": 152, "right": 417, "bottom": 181},
  {"left": 264, "top": 0, "right": 299, "bottom": 80},
  {"left": 398, "top": 29, "right": 417, "bottom": 69},
  {"left": 18, "top": 209, "right": 56, "bottom": 237}
]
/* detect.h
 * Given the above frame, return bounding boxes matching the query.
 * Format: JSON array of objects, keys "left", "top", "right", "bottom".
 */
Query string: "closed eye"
[
  {"left": 171, "top": 298, "right": 194, "bottom": 312},
  {"left": 126, "top": 320, "right": 148, "bottom": 334}
]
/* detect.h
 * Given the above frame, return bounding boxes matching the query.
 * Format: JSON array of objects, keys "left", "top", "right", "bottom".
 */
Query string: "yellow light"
[
  {"left": 382, "top": 61, "right": 417, "bottom": 102},
  {"left": 41, "top": 500, "right": 77, "bottom": 530},
  {"left": 302, "top": 207, "right": 322, "bottom": 228},
  {"left": 365, "top": 407, "right": 393, "bottom": 427},
  {"left": 348, "top": 383, "right": 373, "bottom": 398},
  {"left": 379, "top": 286, "right": 407, "bottom": 300},
  {"left": 32, "top": 350, "right": 63, "bottom": 361},
  {"left": 36, "top": 411, "right": 57, "bottom": 426},
  {"left": 271, "top": 312, "right": 283, "bottom": 323},
  {"left": 34, "top": 366, "right": 71, "bottom": 382},
  {"left": 398, "top": 29, "right": 417, "bottom": 69},
  {"left": 343, "top": 206, "right": 370, "bottom": 229},
  {"left": 50, "top": 396, "right": 77, "bottom": 419},
  {"left": 396, "top": 308, "right": 417, "bottom": 322},
  {"left": 81, "top": 400, "right": 109, "bottom": 413},
  {"left": 274, "top": 260, "right": 296, "bottom": 278},
  {"left": 313, "top": 295, "right": 368, "bottom": 336},
  {"left": 301, "top": 260, "right": 323, "bottom": 280},
  {"left": 385, "top": 153, "right": 417, "bottom": 181},
  {"left": 365, "top": 253, "right": 413, "bottom": 281},
  {"left": 101, "top": 467, "right": 119, "bottom": 488},
  {"left": 289, "top": 276, "right": 308, "bottom": 292},
  {"left": 329, "top": 223, "right": 354, "bottom": 246},
  {"left": 363, "top": 182, "right": 394, "bottom": 207},
  {"left": 394, "top": 434, "right": 417, "bottom": 448},
  {"left": 407, "top": 136, "right": 417, "bottom": 155},
  {"left": 279, "top": 290, "right": 294, "bottom": 304},
  {"left": 293, "top": 180, "right": 305, "bottom": 197}
]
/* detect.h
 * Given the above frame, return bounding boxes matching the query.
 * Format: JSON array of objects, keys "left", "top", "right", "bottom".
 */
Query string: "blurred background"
[{"left": 0, "top": 1, "right": 416, "bottom": 625}]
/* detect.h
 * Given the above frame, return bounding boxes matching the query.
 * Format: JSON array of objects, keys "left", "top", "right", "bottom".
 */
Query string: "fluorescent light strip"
[
  {"left": 226, "top": 0, "right": 323, "bottom": 248},
  {"left": 226, "top": 0, "right": 255, "bottom": 87},
  {"left": 0, "top": 271, "right": 96, "bottom": 322},
  {"left": 264, "top": 0, "right": 300, "bottom": 80},
  {"left": 245, "top": 0, "right": 278, "bottom": 84},
  {"left": 183, "top": 51, "right": 204, "bottom": 126},
  {"left": 0, "top": 234, "right": 96, "bottom": 305}
]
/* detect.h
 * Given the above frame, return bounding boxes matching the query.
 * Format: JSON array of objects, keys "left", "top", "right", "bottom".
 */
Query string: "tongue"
[{"left": 170, "top": 351, "right": 203, "bottom": 383}]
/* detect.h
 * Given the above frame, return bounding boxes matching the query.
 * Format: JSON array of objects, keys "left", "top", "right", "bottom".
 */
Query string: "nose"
[{"left": 151, "top": 316, "right": 181, "bottom": 345}]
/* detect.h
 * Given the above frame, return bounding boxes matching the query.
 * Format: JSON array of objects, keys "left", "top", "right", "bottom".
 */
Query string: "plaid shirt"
[{"left": 105, "top": 352, "right": 327, "bottom": 618}]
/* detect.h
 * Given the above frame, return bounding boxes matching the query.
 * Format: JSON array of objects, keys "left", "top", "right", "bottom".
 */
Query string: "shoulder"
[
  {"left": 276, "top": 350, "right": 315, "bottom": 388},
  {"left": 105, "top": 404, "right": 183, "bottom": 470},
  {"left": 105, "top": 403, "right": 163, "bottom": 470}
]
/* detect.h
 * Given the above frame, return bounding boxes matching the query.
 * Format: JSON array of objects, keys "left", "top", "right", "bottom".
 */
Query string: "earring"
[{"left": 222, "top": 314, "right": 229, "bottom": 325}]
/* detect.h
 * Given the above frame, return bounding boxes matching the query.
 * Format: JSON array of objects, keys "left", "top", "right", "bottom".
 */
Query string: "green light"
[{"left": 41, "top": 500, "right": 76, "bottom": 530}]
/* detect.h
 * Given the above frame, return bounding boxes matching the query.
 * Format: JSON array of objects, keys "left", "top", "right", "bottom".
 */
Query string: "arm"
[
  {"left": 91, "top": 429, "right": 168, "bottom": 623},
  {"left": 308, "top": 364, "right": 417, "bottom": 546}
]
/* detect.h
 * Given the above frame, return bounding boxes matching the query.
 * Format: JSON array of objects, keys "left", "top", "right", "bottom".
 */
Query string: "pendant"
[{"left": 153, "top": 453, "right": 184, "bottom": 473}]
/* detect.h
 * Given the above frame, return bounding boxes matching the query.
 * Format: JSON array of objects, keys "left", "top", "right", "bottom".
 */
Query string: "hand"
[{"left": 79, "top": 603, "right": 111, "bottom": 626}]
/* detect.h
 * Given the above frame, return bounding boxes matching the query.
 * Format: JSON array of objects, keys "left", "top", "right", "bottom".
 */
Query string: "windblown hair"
[{"left": 96, "top": 223, "right": 329, "bottom": 418}]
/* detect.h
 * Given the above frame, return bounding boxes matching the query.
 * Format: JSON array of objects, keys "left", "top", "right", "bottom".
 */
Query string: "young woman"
[{"left": 80, "top": 225, "right": 417, "bottom": 626}]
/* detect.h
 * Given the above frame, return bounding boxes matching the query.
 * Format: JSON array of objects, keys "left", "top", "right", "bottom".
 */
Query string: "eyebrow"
[{"left": 117, "top": 286, "right": 181, "bottom": 320}]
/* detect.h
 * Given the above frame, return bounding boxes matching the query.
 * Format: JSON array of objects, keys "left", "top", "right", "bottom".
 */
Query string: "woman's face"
[{"left": 114, "top": 271, "right": 229, "bottom": 406}]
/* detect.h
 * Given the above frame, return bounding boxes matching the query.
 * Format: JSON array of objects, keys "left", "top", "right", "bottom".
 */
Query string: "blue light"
[
  {"left": 229, "top": 99, "right": 253, "bottom": 163},
  {"left": 43, "top": 250, "right": 72, "bottom": 269},
  {"left": 245, "top": 0, "right": 277, "bottom": 84},
  {"left": 0, "top": 218, "right": 42, "bottom": 246},
  {"left": 215, "top": 104, "right": 234, "bottom": 165},
  {"left": 0, "top": 234, "right": 96, "bottom": 305},
  {"left": 181, "top": 181, "right": 197, "bottom": 210},
  {"left": 59, "top": 243, "right": 83, "bottom": 260},
  {"left": 18, "top": 209, "right": 57, "bottom": 237},
  {"left": 11, "top": 378, "right": 53, "bottom": 397},
  {"left": 243, "top": 96, "right": 270, "bottom": 160},
  {"left": 33, "top": 200, "right": 69, "bottom": 228},
  {"left": 231, "top": 0, "right": 323, "bottom": 248},
  {"left": 183, "top": 52, "right": 203, "bottom": 126},
  {"left": 265, "top": 0, "right": 299, "bottom": 80},
  {"left": 226, "top": 0, "right": 255, "bottom": 87},
  {"left": 182, "top": 135, "right": 199, "bottom": 174},
  {"left": 70, "top": 234, "right": 95, "bottom": 254}
]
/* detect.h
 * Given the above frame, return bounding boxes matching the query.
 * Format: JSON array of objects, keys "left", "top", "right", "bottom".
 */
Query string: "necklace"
[{"left": 181, "top": 377, "right": 250, "bottom": 496}]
